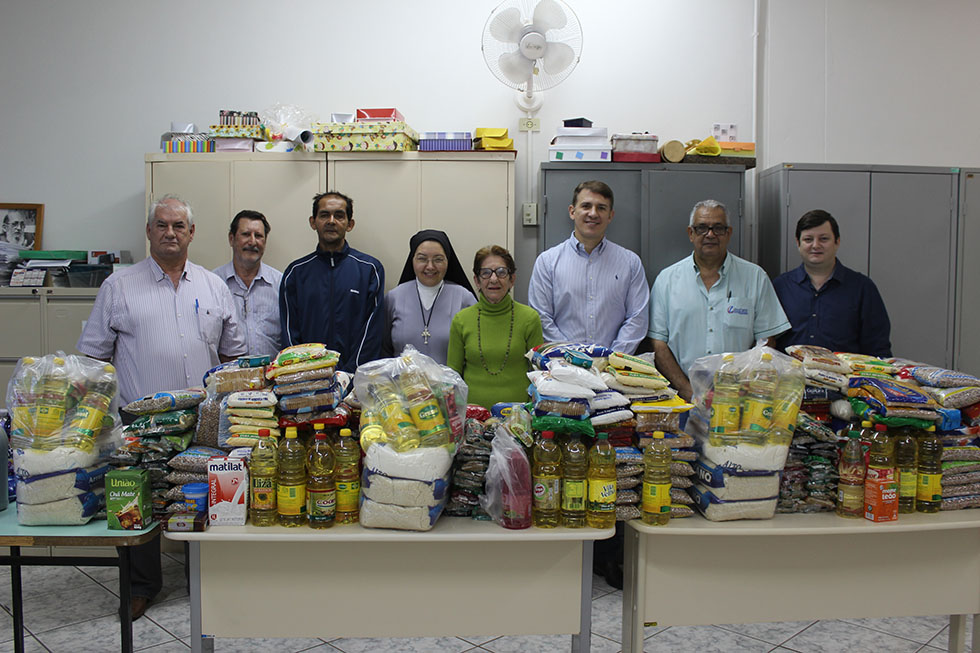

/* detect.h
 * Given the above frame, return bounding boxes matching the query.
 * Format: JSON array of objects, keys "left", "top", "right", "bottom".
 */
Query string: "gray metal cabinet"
[
  {"left": 759, "top": 163, "right": 958, "bottom": 367},
  {"left": 539, "top": 163, "right": 745, "bottom": 288},
  {"left": 955, "top": 170, "right": 980, "bottom": 376}
]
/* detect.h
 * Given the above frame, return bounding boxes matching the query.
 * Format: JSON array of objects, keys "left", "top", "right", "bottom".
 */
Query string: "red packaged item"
[
  {"left": 356, "top": 108, "right": 405, "bottom": 122},
  {"left": 483, "top": 431, "right": 531, "bottom": 529},
  {"left": 466, "top": 404, "right": 492, "bottom": 422}
]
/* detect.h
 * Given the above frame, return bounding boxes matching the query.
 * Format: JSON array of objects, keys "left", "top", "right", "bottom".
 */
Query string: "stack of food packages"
[
  {"left": 352, "top": 345, "right": 467, "bottom": 531},
  {"left": 197, "top": 355, "right": 271, "bottom": 449},
  {"left": 6, "top": 353, "right": 122, "bottom": 525},
  {"left": 112, "top": 388, "right": 209, "bottom": 525},
  {"left": 268, "top": 344, "right": 352, "bottom": 439},
  {"left": 687, "top": 345, "right": 804, "bottom": 521},
  {"left": 444, "top": 406, "right": 496, "bottom": 518},
  {"left": 777, "top": 411, "right": 839, "bottom": 513}
]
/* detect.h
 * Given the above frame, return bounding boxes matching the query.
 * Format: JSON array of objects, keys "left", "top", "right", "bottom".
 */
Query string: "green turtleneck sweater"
[{"left": 447, "top": 292, "right": 543, "bottom": 409}]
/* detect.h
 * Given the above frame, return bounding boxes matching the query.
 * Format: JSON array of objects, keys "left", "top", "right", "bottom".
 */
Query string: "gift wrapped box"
[
  {"left": 418, "top": 132, "right": 472, "bottom": 152},
  {"left": 208, "top": 125, "right": 269, "bottom": 140},
  {"left": 214, "top": 138, "right": 254, "bottom": 152},
  {"left": 549, "top": 145, "right": 611, "bottom": 161},
  {"left": 312, "top": 121, "right": 419, "bottom": 152},
  {"left": 356, "top": 108, "right": 405, "bottom": 122}
]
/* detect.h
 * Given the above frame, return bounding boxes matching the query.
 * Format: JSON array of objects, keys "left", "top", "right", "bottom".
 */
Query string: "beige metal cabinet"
[
  {"left": 0, "top": 288, "right": 98, "bottom": 408},
  {"left": 147, "top": 151, "right": 516, "bottom": 291},
  {"left": 145, "top": 153, "right": 328, "bottom": 273}
]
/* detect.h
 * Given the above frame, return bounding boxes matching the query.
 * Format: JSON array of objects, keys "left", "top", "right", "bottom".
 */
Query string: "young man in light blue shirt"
[
  {"left": 647, "top": 200, "right": 789, "bottom": 400},
  {"left": 528, "top": 180, "right": 649, "bottom": 353}
]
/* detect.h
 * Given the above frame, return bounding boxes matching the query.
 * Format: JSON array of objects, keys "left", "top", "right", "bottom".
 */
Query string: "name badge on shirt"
[{"left": 722, "top": 297, "right": 753, "bottom": 329}]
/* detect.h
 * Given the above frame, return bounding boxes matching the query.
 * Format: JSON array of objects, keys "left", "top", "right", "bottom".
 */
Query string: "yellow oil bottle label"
[
  {"left": 251, "top": 477, "right": 276, "bottom": 511},
  {"left": 277, "top": 483, "right": 306, "bottom": 515},
  {"left": 709, "top": 401, "right": 740, "bottom": 433},
  {"left": 410, "top": 400, "right": 443, "bottom": 431},
  {"left": 838, "top": 483, "right": 864, "bottom": 512},
  {"left": 642, "top": 482, "right": 671, "bottom": 514},
  {"left": 587, "top": 479, "right": 616, "bottom": 512},
  {"left": 533, "top": 476, "right": 560, "bottom": 510},
  {"left": 898, "top": 468, "right": 917, "bottom": 498},
  {"left": 740, "top": 397, "right": 773, "bottom": 432},
  {"left": 771, "top": 397, "right": 799, "bottom": 432},
  {"left": 35, "top": 405, "right": 66, "bottom": 436},
  {"left": 561, "top": 479, "right": 585, "bottom": 511},
  {"left": 336, "top": 479, "right": 361, "bottom": 512},
  {"left": 917, "top": 472, "right": 941, "bottom": 502},
  {"left": 71, "top": 404, "right": 107, "bottom": 433},
  {"left": 307, "top": 487, "right": 336, "bottom": 520}
]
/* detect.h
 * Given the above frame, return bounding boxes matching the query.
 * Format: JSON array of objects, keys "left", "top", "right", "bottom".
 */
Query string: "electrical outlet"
[
  {"left": 518, "top": 118, "right": 541, "bottom": 132},
  {"left": 522, "top": 202, "right": 538, "bottom": 226}
]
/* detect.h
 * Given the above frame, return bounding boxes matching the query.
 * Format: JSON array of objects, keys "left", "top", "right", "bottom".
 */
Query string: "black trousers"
[{"left": 118, "top": 532, "right": 162, "bottom": 600}]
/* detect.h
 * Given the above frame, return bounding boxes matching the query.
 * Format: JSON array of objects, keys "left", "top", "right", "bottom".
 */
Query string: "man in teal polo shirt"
[{"left": 647, "top": 199, "right": 789, "bottom": 401}]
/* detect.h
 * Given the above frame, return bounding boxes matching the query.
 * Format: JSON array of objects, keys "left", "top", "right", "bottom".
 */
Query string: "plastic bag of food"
[
  {"left": 124, "top": 387, "right": 206, "bottom": 415},
  {"left": 203, "top": 362, "right": 267, "bottom": 393},
  {"left": 123, "top": 409, "right": 197, "bottom": 437},
  {"left": 785, "top": 345, "right": 852, "bottom": 374},
  {"left": 526, "top": 342, "right": 614, "bottom": 371},
  {"left": 265, "top": 345, "right": 339, "bottom": 379},
  {"left": 479, "top": 429, "right": 531, "bottom": 528},
  {"left": 353, "top": 345, "right": 468, "bottom": 452}
]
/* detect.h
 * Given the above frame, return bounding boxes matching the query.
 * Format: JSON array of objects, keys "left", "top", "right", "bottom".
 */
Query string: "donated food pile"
[{"left": 7, "top": 340, "right": 980, "bottom": 530}]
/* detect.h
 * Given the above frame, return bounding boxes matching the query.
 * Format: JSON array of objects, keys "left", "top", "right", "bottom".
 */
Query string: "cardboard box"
[
  {"left": 106, "top": 469, "right": 151, "bottom": 530},
  {"left": 549, "top": 145, "right": 611, "bottom": 162},
  {"left": 208, "top": 456, "right": 248, "bottom": 526},
  {"left": 474, "top": 127, "right": 509, "bottom": 139},
  {"left": 356, "top": 108, "right": 405, "bottom": 122},
  {"left": 208, "top": 124, "right": 269, "bottom": 139},
  {"left": 612, "top": 152, "right": 661, "bottom": 162},
  {"left": 611, "top": 133, "right": 659, "bottom": 153},
  {"left": 418, "top": 132, "right": 473, "bottom": 151},
  {"left": 214, "top": 138, "right": 254, "bottom": 152},
  {"left": 718, "top": 141, "right": 757, "bottom": 157},
  {"left": 312, "top": 121, "right": 419, "bottom": 152},
  {"left": 254, "top": 141, "right": 301, "bottom": 153},
  {"left": 864, "top": 466, "right": 898, "bottom": 522}
]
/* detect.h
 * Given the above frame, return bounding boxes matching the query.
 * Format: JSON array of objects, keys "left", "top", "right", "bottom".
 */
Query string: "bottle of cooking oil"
[
  {"left": 249, "top": 428, "right": 278, "bottom": 526},
  {"left": 306, "top": 426, "right": 336, "bottom": 529},
  {"left": 740, "top": 352, "right": 778, "bottom": 444},
  {"left": 532, "top": 430, "right": 561, "bottom": 528},
  {"left": 709, "top": 354, "right": 742, "bottom": 444},
  {"left": 586, "top": 432, "right": 616, "bottom": 528},
  {"left": 560, "top": 434, "right": 588, "bottom": 528},
  {"left": 917, "top": 425, "right": 942, "bottom": 513},
  {"left": 894, "top": 426, "right": 918, "bottom": 513},
  {"left": 836, "top": 429, "right": 865, "bottom": 518},
  {"left": 335, "top": 427, "right": 361, "bottom": 524},
  {"left": 34, "top": 356, "right": 70, "bottom": 449},
  {"left": 641, "top": 430, "right": 672, "bottom": 525},
  {"left": 276, "top": 426, "right": 307, "bottom": 527}
]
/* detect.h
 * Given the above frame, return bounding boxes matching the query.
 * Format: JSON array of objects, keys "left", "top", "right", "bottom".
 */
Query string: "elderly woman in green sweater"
[{"left": 447, "top": 245, "right": 543, "bottom": 408}]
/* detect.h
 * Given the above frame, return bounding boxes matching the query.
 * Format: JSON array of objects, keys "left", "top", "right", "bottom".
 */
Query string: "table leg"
[
  {"left": 570, "top": 541, "right": 593, "bottom": 653},
  {"left": 188, "top": 542, "right": 213, "bottom": 653},
  {"left": 621, "top": 528, "right": 644, "bottom": 653},
  {"left": 972, "top": 614, "right": 979, "bottom": 653},
  {"left": 11, "top": 546, "right": 24, "bottom": 653},
  {"left": 949, "top": 615, "right": 966, "bottom": 653},
  {"left": 118, "top": 547, "right": 133, "bottom": 653}
]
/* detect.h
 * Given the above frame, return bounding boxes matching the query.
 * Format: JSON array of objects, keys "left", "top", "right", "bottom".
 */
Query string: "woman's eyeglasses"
[{"left": 478, "top": 267, "right": 511, "bottom": 279}]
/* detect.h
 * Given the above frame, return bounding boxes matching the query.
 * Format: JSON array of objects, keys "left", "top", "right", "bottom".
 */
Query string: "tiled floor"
[{"left": 0, "top": 549, "right": 969, "bottom": 652}]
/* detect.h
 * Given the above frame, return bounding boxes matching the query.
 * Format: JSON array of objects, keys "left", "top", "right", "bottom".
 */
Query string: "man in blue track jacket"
[{"left": 279, "top": 191, "right": 385, "bottom": 372}]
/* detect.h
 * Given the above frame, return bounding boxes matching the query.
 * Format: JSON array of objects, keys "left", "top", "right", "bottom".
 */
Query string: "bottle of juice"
[
  {"left": 397, "top": 369, "right": 449, "bottom": 448},
  {"left": 641, "top": 430, "right": 671, "bottom": 525},
  {"left": 64, "top": 364, "right": 116, "bottom": 452},
  {"left": 586, "top": 432, "right": 616, "bottom": 528},
  {"left": 34, "top": 356, "right": 70, "bottom": 449},
  {"left": 895, "top": 426, "right": 918, "bottom": 513},
  {"left": 836, "top": 429, "right": 865, "bottom": 518},
  {"left": 532, "top": 431, "right": 561, "bottom": 528},
  {"left": 917, "top": 426, "right": 942, "bottom": 513},
  {"left": 335, "top": 428, "right": 361, "bottom": 524},
  {"left": 560, "top": 434, "right": 588, "bottom": 528},
  {"left": 249, "top": 428, "right": 278, "bottom": 526},
  {"left": 276, "top": 426, "right": 307, "bottom": 527},
  {"left": 306, "top": 426, "right": 336, "bottom": 529},
  {"left": 709, "top": 354, "right": 741, "bottom": 444},
  {"left": 739, "top": 352, "right": 777, "bottom": 442}
]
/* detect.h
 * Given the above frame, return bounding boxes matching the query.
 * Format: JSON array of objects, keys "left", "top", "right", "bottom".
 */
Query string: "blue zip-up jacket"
[{"left": 279, "top": 243, "right": 385, "bottom": 373}]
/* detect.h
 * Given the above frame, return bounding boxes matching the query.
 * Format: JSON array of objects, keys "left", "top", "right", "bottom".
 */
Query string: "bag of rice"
[{"left": 124, "top": 387, "right": 206, "bottom": 415}]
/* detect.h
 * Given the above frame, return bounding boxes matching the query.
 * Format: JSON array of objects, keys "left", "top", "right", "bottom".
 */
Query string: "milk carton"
[{"left": 208, "top": 456, "right": 248, "bottom": 525}]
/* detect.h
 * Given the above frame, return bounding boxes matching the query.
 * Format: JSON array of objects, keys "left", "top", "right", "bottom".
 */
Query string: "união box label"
[{"left": 106, "top": 468, "right": 150, "bottom": 530}]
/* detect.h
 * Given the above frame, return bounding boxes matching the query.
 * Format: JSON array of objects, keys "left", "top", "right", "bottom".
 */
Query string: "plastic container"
[
  {"left": 532, "top": 431, "right": 561, "bottom": 528},
  {"left": 182, "top": 482, "right": 208, "bottom": 513},
  {"left": 249, "top": 428, "right": 278, "bottom": 526},
  {"left": 586, "top": 432, "right": 616, "bottom": 528},
  {"left": 561, "top": 434, "right": 588, "bottom": 527},
  {"left": 335, "top": 428, "right": 361, "bottom": 524},
  {"left": 306, "top": 428, "right": 336, "bottom": 529},
  {"left": 277, "top": 426, "right": 307, "bottom": 527},
  {"left": 916, "top": 426, "right": 942, "bottom": 513},
  {"left": 642, "top": 431, "right": 671, "bottom": 525}
]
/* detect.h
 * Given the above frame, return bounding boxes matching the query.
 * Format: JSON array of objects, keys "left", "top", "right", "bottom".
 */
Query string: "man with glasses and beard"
[
  {"left": 214, "top": 210, "right": 282, "bottom": 358},
  {"left": 646, "top": 199, "right": 789, "bottom": 401}
]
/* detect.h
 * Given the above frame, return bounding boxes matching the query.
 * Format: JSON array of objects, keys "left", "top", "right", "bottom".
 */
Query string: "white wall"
[
  {"left": 0, "top": 0, "right": 754, "bottom": 299},
  {"left": 2, "top": 0, "right": 977, "bottom": 300}
]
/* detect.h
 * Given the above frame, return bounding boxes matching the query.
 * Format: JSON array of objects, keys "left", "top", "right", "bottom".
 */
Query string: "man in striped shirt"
[
  {"left": 213, "top": 209, "right": 283, "bottom": 358},
  {"left": 528, "top": 180, "right": 649, "bottom": 354},
  {"left": 78, "top": 195, "right": 246, "bottom": 619}
]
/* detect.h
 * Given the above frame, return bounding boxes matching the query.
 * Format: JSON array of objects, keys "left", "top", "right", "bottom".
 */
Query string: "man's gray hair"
[
  {"left": 689, "top": 199, "right": 728, "bottom": 226},
  {"left": 147, "top": 194, "right": 194, "bottom": 226}
]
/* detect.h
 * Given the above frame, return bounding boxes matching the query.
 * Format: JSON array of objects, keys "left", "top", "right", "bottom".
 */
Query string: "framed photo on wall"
[{"left": 0, "top": 203, "right": 43, "bottom": 249}]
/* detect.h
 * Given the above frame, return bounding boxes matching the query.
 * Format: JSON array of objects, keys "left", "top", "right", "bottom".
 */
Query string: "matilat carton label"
[
  {"left": 864, "top": 467, "right": 898, "bottom": 522},
  {"left": 106, "top": 469, "right": 150, "bottom": 530},
  {"left": 208, "top": 457, "right": 248, "bottom": 526}
]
